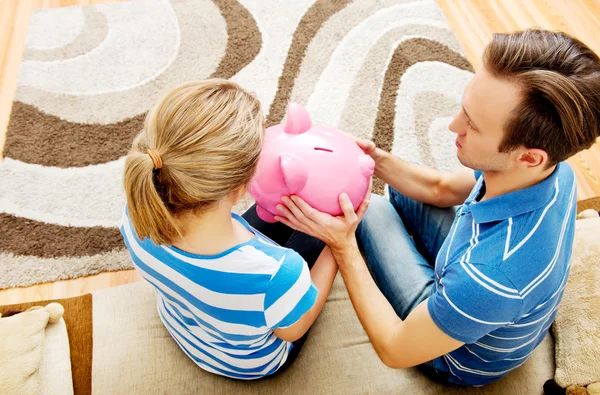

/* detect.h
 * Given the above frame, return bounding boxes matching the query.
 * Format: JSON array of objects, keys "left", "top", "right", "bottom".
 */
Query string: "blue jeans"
[{"left": 356, "top": 187, "right": 457, "bottom": 382}]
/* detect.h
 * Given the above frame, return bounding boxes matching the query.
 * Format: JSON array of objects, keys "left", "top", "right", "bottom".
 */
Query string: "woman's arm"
[{"left": 273, "top": 247, "right": 338, "bottom": 342}]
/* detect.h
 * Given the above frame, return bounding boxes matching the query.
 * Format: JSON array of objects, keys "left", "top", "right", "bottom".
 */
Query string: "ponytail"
[
  {"left": 123, "top": 137, "right": 181, "bottom": 245},
  {"left": 122, "top": 79, "right": 263, "bottom": 246}
]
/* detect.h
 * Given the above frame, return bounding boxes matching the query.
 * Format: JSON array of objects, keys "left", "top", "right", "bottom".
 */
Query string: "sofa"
[{"left": 2, "top": 204, "right": 599, "bottom": 395}]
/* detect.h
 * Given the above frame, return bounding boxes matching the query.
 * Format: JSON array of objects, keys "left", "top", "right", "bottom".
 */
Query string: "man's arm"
[
  {"left": 275, "top": 191, "right": 463, "bottom": 368},
  {"left": 330, "top": 241, "right": 463, "bottom": 368},
  {"left": 357, "top": 140, "right": 475, "bottom": 208}
]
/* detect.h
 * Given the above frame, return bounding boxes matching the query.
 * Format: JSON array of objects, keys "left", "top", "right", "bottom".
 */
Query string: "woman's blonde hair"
[{"left": 124, "top": 79, "right": 264, "bottom": 245}]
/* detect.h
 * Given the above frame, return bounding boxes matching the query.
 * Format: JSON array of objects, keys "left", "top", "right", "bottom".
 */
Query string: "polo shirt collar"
[{"left": 467, "top": 163, "right": 562, "bottom": 224}]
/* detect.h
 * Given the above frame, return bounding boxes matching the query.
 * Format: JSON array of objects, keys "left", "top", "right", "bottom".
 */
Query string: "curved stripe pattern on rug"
[
  {"left": 1, "top": 0, "right": 474, "bottom": 288},
  {"left": 24, "top": 6, "right": 109, "bottom": 62}
]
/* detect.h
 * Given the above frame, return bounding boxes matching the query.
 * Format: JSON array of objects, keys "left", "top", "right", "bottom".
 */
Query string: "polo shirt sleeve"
[
  {"left": 263, "top": 249, "right": 317, "bottom": 329},
  {"left": 427, "top": 262, "right": 524, "bottom": 344}
]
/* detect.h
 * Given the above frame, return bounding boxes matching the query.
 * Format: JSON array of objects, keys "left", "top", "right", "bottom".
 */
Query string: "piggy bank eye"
[{"left": 314, "top": 147, "right": 333, "bottom": 153}]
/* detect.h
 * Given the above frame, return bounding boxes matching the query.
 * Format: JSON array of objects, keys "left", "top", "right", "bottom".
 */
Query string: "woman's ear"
[{"left": 229, "top": 185, "right": 247, "bottom": 206}]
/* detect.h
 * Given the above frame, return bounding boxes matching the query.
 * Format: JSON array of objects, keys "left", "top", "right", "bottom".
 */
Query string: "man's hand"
[
  {"left": 354, "top": 136, "right": 475, "bottom": 207},
  {"left": 355, "top": 139, "right": 378, "bottom": 159},
  {"left": 338, "top": 132, "right": 383, "bottom": 161},
  {"left": 274, "top": 181, "right": 372, "bottom": 251},
  {"left": 341, "top": 134, "right": 384, "bottom": 163}
]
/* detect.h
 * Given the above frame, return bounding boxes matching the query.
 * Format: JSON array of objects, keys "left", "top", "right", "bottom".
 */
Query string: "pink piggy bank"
[{"left": 248, "top": 103, "right": 375, "bottom": 223}]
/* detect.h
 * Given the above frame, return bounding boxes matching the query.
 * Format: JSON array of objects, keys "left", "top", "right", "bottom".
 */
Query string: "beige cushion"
[
  {"left": 553, "top": 217, "right": 600, "bottom": 387},
  {"left": 0, "top": 303, "right": 65, "bottom": 395},
  {"left": 40, "top": 318, "right": 74, "bottom": 395},
  {"left": 91, "top": 277, "right": 553, "bottom": 394}
]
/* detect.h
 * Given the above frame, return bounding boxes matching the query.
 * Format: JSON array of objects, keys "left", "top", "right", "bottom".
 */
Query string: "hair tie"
[{"left": 147, "top": 149, "right": 163, "bottom": 170}]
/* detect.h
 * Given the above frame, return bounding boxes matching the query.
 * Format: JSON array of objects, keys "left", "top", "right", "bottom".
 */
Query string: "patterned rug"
[{"left": 0, "top": 0, "right": 475, "bottom": 288}]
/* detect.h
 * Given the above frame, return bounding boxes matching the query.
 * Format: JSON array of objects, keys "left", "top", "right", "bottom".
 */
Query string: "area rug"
[{"left": 0, "top": 0, "right": 474, "bottom": 288}]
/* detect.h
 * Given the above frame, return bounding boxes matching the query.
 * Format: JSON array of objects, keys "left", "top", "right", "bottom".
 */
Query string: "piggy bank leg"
[{"left": 256, "top": 206, "right": 278, "bottom": 223}]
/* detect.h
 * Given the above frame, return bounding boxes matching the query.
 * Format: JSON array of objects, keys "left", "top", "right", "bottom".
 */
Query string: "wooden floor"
[
  {"left": 437, "top": 0, "right": 600, "bottom": 200},
  {"left": 1, "top": 0, "right": 599, "bottom": 305}
]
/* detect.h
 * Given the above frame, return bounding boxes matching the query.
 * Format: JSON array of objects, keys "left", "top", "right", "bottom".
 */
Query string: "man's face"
[{"left": 449, "top": 67, "right": 523, "bottom": 172}]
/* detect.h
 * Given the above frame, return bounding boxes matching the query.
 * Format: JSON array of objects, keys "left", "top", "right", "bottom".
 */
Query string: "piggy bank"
[{"left": 248, "top": 103, "right": 375, "bottom": 223}]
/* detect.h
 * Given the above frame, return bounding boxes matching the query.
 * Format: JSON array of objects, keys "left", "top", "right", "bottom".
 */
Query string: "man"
[{"left": 274, "top": 29, "right": 600, "bottom": 386}]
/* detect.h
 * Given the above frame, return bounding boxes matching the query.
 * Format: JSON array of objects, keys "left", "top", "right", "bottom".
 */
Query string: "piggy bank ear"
[
  {"left": 284, "top": 103, "right": 312, "bottom": 135},
  {"left": 280, "top": 155, "right": 308, "bottom": 194}
]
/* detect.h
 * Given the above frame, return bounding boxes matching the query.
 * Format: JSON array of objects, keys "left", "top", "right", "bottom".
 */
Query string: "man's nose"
[{"left": 448, "top": 117, "right": 462, "bottom": 135}]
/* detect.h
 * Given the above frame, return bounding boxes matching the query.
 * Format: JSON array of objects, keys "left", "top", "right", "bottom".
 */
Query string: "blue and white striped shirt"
[
  {"left": 428, "top": 163, "right": 577, "bottom": 386},
  {"left": 120, "top": 211, "right": 317, "bottom": 379}
]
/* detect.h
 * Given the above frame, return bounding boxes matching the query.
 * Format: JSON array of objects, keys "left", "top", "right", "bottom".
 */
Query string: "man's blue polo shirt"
[{"left": 427, "top": 162, "right": 577, "bottom": 386}]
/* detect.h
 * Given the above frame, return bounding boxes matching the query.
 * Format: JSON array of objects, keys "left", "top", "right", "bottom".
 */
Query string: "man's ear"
[{"left": 518, "top": 148, "right": 548, "bottom": 168}]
